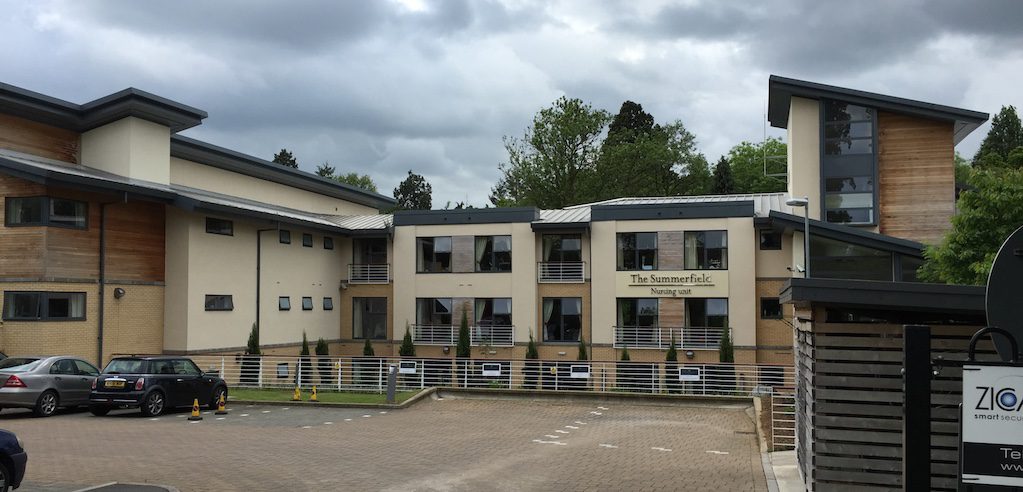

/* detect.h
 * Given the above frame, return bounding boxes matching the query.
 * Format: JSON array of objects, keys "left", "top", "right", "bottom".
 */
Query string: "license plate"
[{"left": 104, "top": 380, "right": 125, "bottom": 389}]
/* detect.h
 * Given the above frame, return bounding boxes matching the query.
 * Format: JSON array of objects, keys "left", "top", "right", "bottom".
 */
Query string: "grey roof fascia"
[
  {"left": 185, "top": 201, "right": 351, "bottom": 235},
  {"left": 768, "top": 210, "right": 924, "bottom": 257},
  {"left": 393, "top": 207, "right": 539, "bottom": 226},
  {"left": 779, "top": 277, "right": 985, "bottom": 314},
  {"left": 768, "top": 75, "right": 989, "bottom": 144},
  {"left": 170, "top": 135, "right": 396, "bottom": 210},
  {"left": 590, "top": 201, "right": 754, "bottom": 222},
  {"left": 530, "top": 221, "right": 590, "bottom": 231},
  {"left": 0, "top": 155, "right": 177, "bottom": 202},
  {"left": 0, "top": 82, "right": 83, "bottom": 130}
]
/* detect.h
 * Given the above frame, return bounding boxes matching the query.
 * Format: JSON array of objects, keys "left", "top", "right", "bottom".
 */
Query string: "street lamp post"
[{"left": 785, "top": 196, "right": 810, "bottom": 278}]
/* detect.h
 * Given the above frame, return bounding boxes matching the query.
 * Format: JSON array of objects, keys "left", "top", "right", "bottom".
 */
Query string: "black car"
[
  {"left": 89, "top": 356, "right": 228, "bottom": 417},
  {"left": 0, "top": 429, "right": 26, "bottom": 491}
]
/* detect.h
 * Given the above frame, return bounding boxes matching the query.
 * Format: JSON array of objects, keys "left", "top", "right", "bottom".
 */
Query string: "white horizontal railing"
[
  {"left": 187, "top": 354, "right": 794, "bottom": 395},
  {"left": 348, "top": 264, "right": 390, "bottom": 284},
  {"left": 412, "top": 324, "right": 456, "bottom": 345},
  {"left": 613, "top": 326, "right": 725, "bottom": 350},
  {"left": 471, "top": 325, "right": 514, "bottom": 347},
  {"left": 537, "top": 262, "right": 586, "bottom": 283}
]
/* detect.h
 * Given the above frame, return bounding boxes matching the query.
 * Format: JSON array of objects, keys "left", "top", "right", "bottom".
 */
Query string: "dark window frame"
[
  {"left": 4, "top": 196, "right": 88, "bottom": 230},
  {"left": 684, "top": 230, "right": 729, "bottom": 270},
  {"left": 616, "top": 298, "right": 659, "bottom": 328},
  {"left": 542, "top": 297, "right": 582, "bottom": 343},
  {"left": 616, "top": 232, "right": 658, "bottom": 271},
  {"left": 684, "top": 298, "right": 729, "bottom": 328},
  {"left": 302, "top": 233, "right": 313, "bottom": 248},
  {"left": 301, "top": 297, "right": 313, "bottom": 310},
  {"left": 323, "top": 237, "right": 334, "bottom": 250},
  {"left": 415, "top": 297, "right": 453, "bottom": 326},
  {"left": 279, "top": 230, "right": 291, "bottom": 244},
  {"left": 474, "top": 298, "right": 512, "bottom": 326},
  {"left": 204, "top": 294, "right": 234, "bottom": 312},
  {"left": 416, "top": 237, "right": 452, "bottom": 273},
  {"left": 475, "top": 235, "right": 513, "bottom": 272},
  {"left": 542, "top": 234, "right": 582, "bottom": 262},
  {"left": 279, "top": 296, "right": 291, "bottom": 311},
  {"left": 760, "top": 298, "right": 783, "bottom": 319},
  {"left": 354, "top": 237, "right": 388, "bottom": 265},
  {"left": 205, "top": 217, "right": 234, "bottom": 236},
  {"left": 323, "top": 297, "right": 334, "bottom": 310},
  {"left": 759, "top": 230, "right": 782, "bottom": 250},
  {"left": 354, "top": 297, "right": 388, "bottom": 339},
  {"left": 820, "top": 99, "right": 879, "bottom": 226},
  {"left": 2, "top": 291, "right": 87, "bottom": 321}
]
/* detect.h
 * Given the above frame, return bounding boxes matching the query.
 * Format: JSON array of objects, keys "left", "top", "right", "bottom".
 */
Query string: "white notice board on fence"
[
  {"left": 961, "top": 364, "right": 1023, "bottom": 487},
  {"left": 482, "top": 363, "right": 501, "bottom": 377},
  {"left": 570, "top": 365, "right": 590, "bottom": 379},
  {"left": 678, "top": 367, "right": 701, "bottom": 382},
  {"left": 398, "top": 361, "right": 418, "bottom": 375}
]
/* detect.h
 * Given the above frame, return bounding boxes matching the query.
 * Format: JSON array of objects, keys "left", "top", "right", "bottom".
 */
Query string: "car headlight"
[{"left": 16, "top": 437, "right": 24, "bottom": 451}]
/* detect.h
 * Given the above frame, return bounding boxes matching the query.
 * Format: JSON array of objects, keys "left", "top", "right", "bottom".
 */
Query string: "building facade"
[{"left": 0, "top": 77, "right": 987, "bottom": 366}]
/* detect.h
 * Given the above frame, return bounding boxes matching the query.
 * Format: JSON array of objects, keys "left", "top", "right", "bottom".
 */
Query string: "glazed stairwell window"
[
  {"left": 822, "top": 100, "right": 876, "bottom": 225},
  {"left": 684, "top": 231, "right": 728, "bottom": 270},
  {"left": 417, "top": 237, "right": 452, "bottom": 273},
  {"left": 475, "top": 235, "right": 512, "bottom": 272},
  {"left": 542, "top": 298, "right": 582, "bottom": 342},
  {"left": 617, "top": 232, "right": 657, "bottom": 270},
  {"left": 2, "top": 291, "right": 86, "bottom": 321},
  {"left": 5, "top": 197, "right": 87, "bottom": 229},
  {"left": 354, "top": 298, "right": 388, "bottom": 339}
]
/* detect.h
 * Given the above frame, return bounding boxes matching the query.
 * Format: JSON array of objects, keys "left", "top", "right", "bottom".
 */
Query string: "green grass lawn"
[{"left": 229, "top": 388, "right": 419, "bottom": 404}]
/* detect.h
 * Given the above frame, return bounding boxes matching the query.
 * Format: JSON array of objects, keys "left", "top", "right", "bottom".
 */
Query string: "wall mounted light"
[
  {"left": 442, "top": 346, "right": 450, "bottom": 354},
  {"left": 113, "top": 288, "right": 126, "bottom": 299},
  {"left": 685, "top": 350, "right": 695, "bottom": 360}
]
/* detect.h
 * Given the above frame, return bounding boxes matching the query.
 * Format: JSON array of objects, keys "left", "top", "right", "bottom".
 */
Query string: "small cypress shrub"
[
  {"left": 363, "top": 337, "right": 375, "bottom": 356},
  {"left": 620, "top": 345, "right": 631, "bottom": 361},
  {"left": 245, "top": 323, "right": 260, "bottom": 355},
  {"left": 399, "top": 323, "right": 416, "bottom": 357},
  {"left": 666, "top": 333, "right": 678, "bottom": 362},
  {"left": 525, "top": 332, "right": 538, "bottom": 359},
  {"left": 456, "top": 310, "right": 471, "bottom": 358},
  {"left": 315, "top": 337, "right": 329, "bottom": 356},
  {"left": 577, "top": 337, "right": 588, "bottom": 360},
  {"left": 719, "top": 328, "right": 734, "bottom": 363},
  {"left": 300, "top": 332, "right": 310, "bottom": 357}
]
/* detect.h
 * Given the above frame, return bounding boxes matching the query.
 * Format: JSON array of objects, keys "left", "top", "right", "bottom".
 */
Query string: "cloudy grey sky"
[{"left": 3, "top": 0, "right": 1021, "bottom": 205}]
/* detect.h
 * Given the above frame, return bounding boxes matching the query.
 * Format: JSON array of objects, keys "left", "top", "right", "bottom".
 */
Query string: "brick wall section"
[
  {"left": 657, "top": 231, "right": 683, "bottom": 270},
  {"left": 102, "top": 283, "right": 164, "bottom": 365},
  {"left": 0, "top": 282, "right": 100, "bottom": 363},
  {"left": 756, "top": 279, "right": 794, "bottom": 365},
  {"left": 658, "top": 298, "right": 684, "bottom": 329},
  {"left": 451, "top": 236, "right": 475, "bottom": 273}
]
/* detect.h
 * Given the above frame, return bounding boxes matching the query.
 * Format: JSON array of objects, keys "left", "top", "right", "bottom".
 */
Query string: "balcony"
[
  {"left": 537, "top": 262, "right": 586, "bottom": 283},
  {"left": 613, "top": 326, "right": 725, "bottom": 350},
  {"left": 412, "top": 324, "right": 515, "bottom": 347},
  {"left": 348, "top": 264, "right": 390, "bottom": 284}
]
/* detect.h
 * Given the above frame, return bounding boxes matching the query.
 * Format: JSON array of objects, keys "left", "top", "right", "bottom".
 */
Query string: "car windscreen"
[
  {"left": 103, "top": 359, "right": 148, "bottom": 374},
  {"left": 0, "top": 358, "right": 42, "bottom": 372}
]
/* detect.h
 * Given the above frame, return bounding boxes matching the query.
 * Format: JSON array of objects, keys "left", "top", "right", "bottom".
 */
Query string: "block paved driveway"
[{"left": 1, "top": 395, "right": 766, "bottom": 492}]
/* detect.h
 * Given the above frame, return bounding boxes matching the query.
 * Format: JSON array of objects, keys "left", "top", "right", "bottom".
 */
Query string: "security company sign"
[{"left": 962, "top": 364, "right": 1023, "bottom": 486}]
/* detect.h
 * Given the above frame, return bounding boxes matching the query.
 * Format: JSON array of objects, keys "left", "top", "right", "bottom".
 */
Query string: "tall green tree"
[
  {"left": 335, "top": 172, "right": 378, "bottom": 193},
  {"left": 681, "top": 154, "right": 713, "bottom": 196},
  {"left": 712, "top": 157, "right": 735, "bottom": 194},
  {"left": 315, "top": 162, "right": 337, "bottom": 178},
  {"left": 920, "top": 168, "right": 1023, "bottom": 285},
  {"left": 492, "top": 97, "right": 610, "bottom": 208},
  {"left": 974, "top": 106, "right": 1023, "bottom": 169},
  {"left": 272, "top": 148, "right": 298, "bottom": 168},
  {"left": 393, "top": 170, "right": 432, "bottom": 210},
  {"left": 725, "top": 138, "right": 787, "bottom": 193}
]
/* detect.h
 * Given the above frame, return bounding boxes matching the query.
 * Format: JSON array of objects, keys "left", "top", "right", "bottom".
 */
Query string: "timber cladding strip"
[{"left": 796, "top": 322, "right": 998, "bottom": 491}]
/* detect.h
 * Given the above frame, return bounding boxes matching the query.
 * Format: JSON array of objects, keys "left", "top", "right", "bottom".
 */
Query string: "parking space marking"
[
  {"left": 240, "top": 414, "right": 249, "bottom": 417},
  {"left": 261, "top": 410, "right": 271, "bottom": 413},
  {"left": 574, "top": 421, "right": 587, "bottom": 425},
  {"left": 149, "top": 418, "right": 159, "bottom": 421},
  {"left": 652, "top": 447, "right": 672, "bottom": 452},
  {"left": 597, "top": 406, "right": 609, "bottom": 410},
  {"left": 189, "top": 421, "right": 201, "bottom": 424},
  {"left": 344, "top": 418, "right": 353, "bottom": 422},
  {"left": 282, "top": 407, "right": 290, "bottom": 410},
  {"left": 301, "top": 425, "right": 312, "bottom": 429},
  {"left": 216, "top": 417, "right": 226, "bottom": 421},
  {"left": 324, "top": 422, "right": 333, "bottom": 425},
  {"left": 362, "top": 414, "right": 371, "bottom": 418},
  {"left": 706, "top": 450, "right": 730, "bottom": 455},
  {"left": 590, "top": 411, "right": 602, "bottom": 415},
  {"left": 565, "top": 425, "right": 579, "bottom": 429},
  {"left": 544, "top": 435, "right": 560, "bottom": 439},
  {"left": 532, "top": 439, "right": 567, "bottom": 446},
  {"left": 379, "top": 411, "right": 387, "bottom": 414},
  {"left": 555, "top": 430, "right": 569, "bottom": 434},
  {"left": 599, "top": 444, "right": 618, "bottom": 449}
]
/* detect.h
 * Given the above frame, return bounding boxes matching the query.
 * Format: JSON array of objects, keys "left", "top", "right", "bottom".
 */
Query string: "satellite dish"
[{"left": 985, "top": 225, "right": 1023, "bottom": 361}]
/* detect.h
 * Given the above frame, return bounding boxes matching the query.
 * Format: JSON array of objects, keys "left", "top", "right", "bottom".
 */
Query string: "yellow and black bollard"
[
  {"left": 310, "top": 386, "right": 318, "bottom": 402},
  {"left": 292, "top": 386, "right": 301, "bottom": 401},
  {"left": 215, "top": 392, "right": 228, "bottom": 415},
  {"left": 188, "top": 398, "right": 203, "bottom": 421}
]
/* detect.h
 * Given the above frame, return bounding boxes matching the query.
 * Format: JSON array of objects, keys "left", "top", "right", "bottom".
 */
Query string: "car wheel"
[
  {"left": 208, "top": 386, "right": 228, "bottom": 409},
  {"left": 140, "top": 391, "right": 165, "bottom": 417},
  {"left": 33, "top": 390, "right": 59, "bottom": 417},
  {"left": 89, "top": 405, "right": 110, "bottom": 416},
  {"left": 0, "top": 460, "right": 9, "bottom": 492}
]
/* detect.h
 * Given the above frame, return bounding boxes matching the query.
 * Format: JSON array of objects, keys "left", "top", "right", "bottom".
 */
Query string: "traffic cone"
[
  {"left": 292, "top": 386, "right": 301, "bottom": 401},
  {"left": 215, "top": 392, "right": 228, "bottom": 415},
  {"left": 310, "top": 386, "right": 318, "bottom": 402},
  {"left": 188, "top": 398, "right": 203, "bottom": 421}
]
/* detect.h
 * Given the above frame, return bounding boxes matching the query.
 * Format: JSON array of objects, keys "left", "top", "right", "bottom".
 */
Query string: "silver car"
[{"left": 0, "top": 356, "right": 100, "bottom": 417}]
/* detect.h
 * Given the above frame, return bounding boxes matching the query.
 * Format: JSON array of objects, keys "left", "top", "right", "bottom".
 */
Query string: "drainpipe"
[{"left": 255, "top": 226, "right": 278, "bottom": 346}]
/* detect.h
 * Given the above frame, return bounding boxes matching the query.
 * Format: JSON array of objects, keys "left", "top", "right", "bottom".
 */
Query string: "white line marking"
[
  {"left": 261, "top": 410, "right": 271, "bottom": 413},
  {"left": 301, "top": 425, "right": 312, "bottom": 429},
  {"left": 599, "top": 444, "right": 618, "bottom": 449},
  {"left": 590, "top": 411, "right": 602, "bottom": 415},
  {"left": 706, "top": 450, "right": 730, "bottom": 455},
  {"left": 324, "top": 422, "right": 333, "bottom": 425},
  {"left": 362, "top": 414, "right": 371, "bottom": 418},
  {"left": 239, "top": 414, "right": 249, "bottom": 417},
  {"left": 379, "top": 411, "right": 387, "bottom": 414},
  {"left": 532, "top": 439, "right": 566, "bottom": 446},
  {"left": 575, "top": 421, "right": 587, "bottom": 425},
  {"left": 282, "top": 407, "right": 290, "bottom": 410},
  {"left": 555, "top": 430, "right": 569, "bottom": 434},
  {"left": 565, "top": 425, "right": 579, "bottom": 429},
  {"left": 216, "top": 417, "right": 226, "bottom": 421},
  {"left": 652, "top": 447, "right": 672, "bottom": 452},
  {"left": 597, "top": 406, "right": 608, "bottom": 410},
  {"left": 188, "top": 421, "right": 200, "bottom": 424},
  {"left": 176, "top": 414, "right": 185, "bottom": 418},
  {"left": 544, "top": 435, "right": 561, "bottom": 439},
  {"left": 149, "top": 418, "right": 159, "bottom": 421},
  {"left": 344, "top": 418, "right": 353, "bottom": 422}
]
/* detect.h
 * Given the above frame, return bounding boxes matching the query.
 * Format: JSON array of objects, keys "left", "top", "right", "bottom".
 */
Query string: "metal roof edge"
[
  {"left": 768, "top": 210, "right": 925, "bottom": 256},
  {"left": 779, "top": 277, "right": 986, "bottom": 313},
  {"left": 393, "top": 207, "right": 539, "bottom": 226}
]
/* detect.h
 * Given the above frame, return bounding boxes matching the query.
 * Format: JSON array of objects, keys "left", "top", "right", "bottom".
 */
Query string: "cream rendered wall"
[
  {"left": 589, "top": 217, "right": 757, "bottom": 347},
  {"left": 755, "top": 229, "right": 795, "bottom": 279},
  {"left": 82, "top": 117, "right": 171, "bottom": 184},
  {"left": 787, "top": 97, "right": 821, "bottom": 220},
  {"left": 163, "top": 207, "right": 191, "bottom": 351},
  {"left": 170, "top": 158, "right": 379, "bottom": 215},
  {"left": 392, "top": 222, "right": 537, "bottom": 343},
  {"left": 258, "top": 228, "right": 343, "bottom": 347}
]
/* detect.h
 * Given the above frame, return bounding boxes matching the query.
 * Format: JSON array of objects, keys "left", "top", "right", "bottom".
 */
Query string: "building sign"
[
  {"left": 481, "top": 363, "right": 501, "bottom": 377},
  {"left": 616, "top": 271, "right": 727, "bottom": 298},
  {"left": 398, "top": 361, "right": 418, "bottom": 374},
  {"left": 962, "top": 364, "right": 1023, "bottom": 486},
  {"left": 678, "top": 367, "right": 701, "bottom": 382}
]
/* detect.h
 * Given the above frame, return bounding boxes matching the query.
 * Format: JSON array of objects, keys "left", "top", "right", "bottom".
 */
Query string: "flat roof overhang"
[{"left": 780, "top": 277, "right": 986, "bottom": 315}]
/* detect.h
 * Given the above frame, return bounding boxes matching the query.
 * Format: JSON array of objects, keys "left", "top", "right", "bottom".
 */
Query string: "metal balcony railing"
[
  {"left": 537, "top": 261, "right": 586, "bottom": 283},
  {"left": 471, "top": 325, "right": 514, "bottom": 347},
  {"left": 412, "top": 324, "right": 456, "bottom": 345},
  {"left": 613, "top": 326, "right": 726, "bottom": 350},
  {"left": 348, "top": 264, "right": 390, "bottom": 284}
]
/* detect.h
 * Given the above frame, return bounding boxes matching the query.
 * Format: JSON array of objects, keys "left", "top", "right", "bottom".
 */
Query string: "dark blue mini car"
[{"left": 0, "top": 429, "right": 26, "bottom": 490}]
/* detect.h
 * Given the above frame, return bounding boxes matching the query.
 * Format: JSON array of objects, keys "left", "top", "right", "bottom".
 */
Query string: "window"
[
  {"left": 74, "top": 359, "right": 99, "bottom": 376},
  {"left": 617, "top": 233, "right": 657, "bottom": 270},
  {"left": 416, "top": 237, "right": 451, "bottom": 273},
  {"left": 354, "top": 297, "right": 387, "bottom": 339},
  {"left": 416, "top": 298, "right": 452, "bottom": 325},
  {"left": 5, "top": 197, "right": 87, "bottom": 229},
  {"left": 822, "top": 101, "right": 876, "bottom": 225},
  {"left": 810, "top": 236, "right": 893, "bottom": 281},
  {"left": 324, "top": 237, "right": 334, "bottom": 250},
  {"left": 302, "top": 297, "right": 313, "bottom": 310},
  {"left": 204, "top": 295, "right": 234, "bottom": 311},
  {"left": 900, "top": 255, "right": 925, "bottom": 283},
  {"left": 474, "top": 298, "right": 511, "bottom": 326},
  {"left": 355, "top": 238, "right": 387, "bottom": 264},
  {"left": 685, "top": 298, "right": 728, "bottom": 327},
  {"left": 171, "top": 359, "right": 202, "bottom": 376},
  {"left": 50, "top": 359, "right": 78, "bottom": 375},
  {"left": 475, "top": 235, "right": 512, "bottom": 272},
  {"left": 542, "top": 234, "right": 582, "bottom": 262},
  {"left": 542, "top": 298, "right": 582, "bottom": 342},
  {"left": 205, "top": 217, "right": 233, "bottom": 236},
  {"left": 2, "top": 291, "right": 86, "bottom": 321},
  {"left": 759, "top": 230, "right": 782, "bottom": 250},
  {"left": 685, "top": 231, "right": 728, "bottom": 269},
  {"left": 279, "top": 296, "right": 291, "bottom": 311},
  {"left": 323, "top": 297, "right": 334, "bottom": 310},
  {"left": 279, "top": 230, "right": 291, "bottom": 244},
  {"left": 617, "top": 298, "right": 659, "bottom": 327},
  {"left": 302, "top": 233, "right": 313, "bottom": 248},
  {"left": 760, "top": 298, "right": 782, "bottom": 319}
]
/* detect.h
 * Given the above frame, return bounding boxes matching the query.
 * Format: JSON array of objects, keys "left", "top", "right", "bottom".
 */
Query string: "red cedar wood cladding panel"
[
  {"left": 877, "top": 111, "right": 955, "bottom": 245},
  {"left": 0, "top": 114, "right": 79, "bottom": 163},
  {"left": 0, "top": 175, "right": 165, "bottom": 282}
]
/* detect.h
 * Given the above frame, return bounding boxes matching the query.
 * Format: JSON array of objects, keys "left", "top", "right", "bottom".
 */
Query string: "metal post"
[
  {"left": 220, "top": 356, "right": 225, "bottom": 379},
  {"left": 386, "top": 364, "right": 397, "bottom": 404},
  {"left": 803, "top": 203, "right": 810, "bottom": 278},
  {"left": 903, "top": 325, "right": 931, "bottom": 491},
  {"left": 377, "top": 359, "right": 384, "bottom": 394},
  {"left": 258, "top": 358, "right": 264, "bottom": 389},
  {"left": 337, "top": 360, "right": 342, "bottom": 391}
]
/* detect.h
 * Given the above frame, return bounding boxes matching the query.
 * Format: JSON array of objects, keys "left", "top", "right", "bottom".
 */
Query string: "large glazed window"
[
  {"left": 475, "top": 298, "right": 512, "bottom": 326},
  {"left": 354, "top": 238, "right": 387, "bottom": 264},
  {"left": 617, "top": 298, "right": 658, "bottom": 327},
  {"left": 543, "top": 297, "right": 581, "bottom": 342},
  {"left": 416, "top": 237, "right": 452, "bottom": 273},
  {"left": 354, "top": 297, "right": 388, "bottom": 339},
  {"left": 542, "top": 234, "right": 582, "bottom": 262},
  {"left": 475, "top": 235, "right": 512, "bottom": 272},
  {"left": 822, "top": 100, "right": 876, "bottom": 225},
  {"left": 617, "top": 232, "right": 657, "bottom": 270},
  {"left": 5, "top": 197, "right": 87, "bottom": 229},
  {"left": 685, "top": 298, "right": 728, "bottom": 328},
  {"left": 2, "top": 291, "right": 86, "bottom": 321},
  {"left": 684, "top": 231, "right": 728, "bottom": 270},
  {"left": 809, "top": 236, "right": 893, "bottom": 281},
  {"left": 415, "top": 298, "right": 452, "bottom": 326}
]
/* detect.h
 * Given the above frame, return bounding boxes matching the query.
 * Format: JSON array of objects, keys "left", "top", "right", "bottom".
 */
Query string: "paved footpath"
[{"left": 1, "top": 397, "right": 766, "bottom": 492}]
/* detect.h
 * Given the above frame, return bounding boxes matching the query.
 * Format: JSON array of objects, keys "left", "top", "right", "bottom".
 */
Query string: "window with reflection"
[
  {"left": 617, "top": 233, "right": 657, "bottom": 270},
  {"left": 809, "top": 236, "right": 893, "bottom": 281},
  {"left": 474, "top": 298, "right": 512, "bottom": 326},
  {"left": 415, "top": 298, "right": 452, "bottom": 325},
  {"left": 416, "top": 237, "right": 452, "bottom": 273},
  {"left": 543, "top": 298, "right": 581, "bottom": 342},
  {"left": 475, "top": 235, "right": 512, "bottom": 272},
  {"left": 354, "top": 297, "right": 387, "bottom": 339},
  {"left": 684, "top": 231, "right": 728, "bottom": 269},
  {"left": 542, "top": 234, "right": 582, "bottom": 262},
  {"left": 685, "top": 298, "right": 728, "bottom": 328},
  {"left": 822, "top": 100, "right": 876, "bottom": 225}
]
